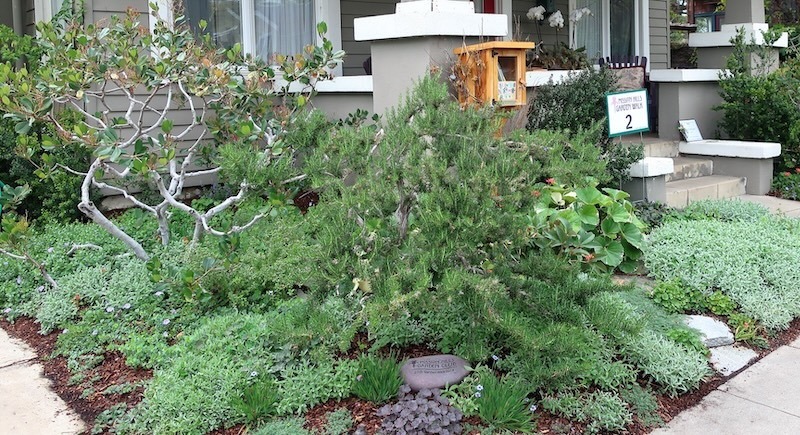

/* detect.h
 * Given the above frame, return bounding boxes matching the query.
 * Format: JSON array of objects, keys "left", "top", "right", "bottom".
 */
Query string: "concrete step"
[
  {"left": 666, "top": 156, "right": 714, "bottom": 182},
  {"left": 666, "top": 175, "right": 746, "bottom": 208},
  {"left": 643, "top": 140, "right": 680, "bottom": 158}
]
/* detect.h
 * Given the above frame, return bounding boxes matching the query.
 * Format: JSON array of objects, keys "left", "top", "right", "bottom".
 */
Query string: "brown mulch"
[
  {"left": 0, "top": 317, "right": 152, "bottom": 434},
  {"left": 4, "top": 314, "right": 800, "bottom": 434}
]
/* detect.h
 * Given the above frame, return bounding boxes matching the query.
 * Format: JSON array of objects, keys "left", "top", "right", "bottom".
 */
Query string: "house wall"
[
  {"left": 1, "top": 0, "right": 14, "bottom": 28},
  {"left": 24, "top": 0, "right": 35, "bottom": 34},
  {"left": 340, "top": 0, "right": 396, "bottom": 76},
  {"left": 649, "top": 0, "right": 669, "bottom": 69},
  {"left": 86, "top": 0, "right": 149, "bottom": 25}
]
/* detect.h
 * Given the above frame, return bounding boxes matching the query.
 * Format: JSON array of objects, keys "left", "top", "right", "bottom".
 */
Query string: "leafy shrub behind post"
[
  {"left": 527, "top": 68, "right": 643, "bottom": 186},
  {"left": 716, "top": 28, "right": 800, "bottom": 169},
  {"left": 0, "top": 10, "right": 343, "bottom": 261}
]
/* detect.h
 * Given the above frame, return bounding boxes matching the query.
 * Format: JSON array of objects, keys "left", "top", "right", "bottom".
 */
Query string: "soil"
[{"left": 3, "top": 311, "right": 800, "bottom": 434}]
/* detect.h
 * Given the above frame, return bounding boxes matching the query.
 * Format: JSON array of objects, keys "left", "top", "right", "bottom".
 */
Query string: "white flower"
[
  {"left": 162, "top": 319, "right": 170, "bottom": 326},
  {"left": 47, "top": 247, "right": 54, "bottom": 253},
  {"left": 530, "top": 404, "right": 538, "bottom": 412},
  {"left": 36, "top": 286, "right": 45, "bottom": 293},
  {"left": 548, "top": 10, "right": 564, "bottom": 28},
  {"left": 105, "top": 306, "right": 114, "bottom": 313},
  {"left": 162, "top": 331, "right": 168, "bottom": 337},
  {"left": 122, "top": 303, "right": 131, "bottom": 310},
  {"left": 527, "top": 5, "right": 546, "bottom": 21},
  {"left": 154, "top": 291, "right": 164, "bottom": 297},
  {"left": 476, "top": 384, "right": 484, "bottom": 391},
  {"left": 474, "top": 392, "right": 482, "bottom": 398},
  {"left": 491, "top": 354, "right": 500, "bottom": 361},
  {"left": 569, "top": 7, "right": 592, "bottom": 23},
  {"left": 3, "top": 307, "right": 11, "bottom": 314},
  {"left": 92, "top": 329, "right": 98, "bottom": 336},
  {"left": 15, "top": 276, "right": 22, "bottom": 285},
  {"left": 62, "top": 329, "right": 68, "bottom": 334},
  {"left": 250, "top": 371, "right": 258, "bottom": 377}
]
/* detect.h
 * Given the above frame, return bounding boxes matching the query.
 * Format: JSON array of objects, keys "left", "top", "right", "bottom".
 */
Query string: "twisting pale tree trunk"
[{"left": 0, "top": 8, "right": 343, "bottom": 260}]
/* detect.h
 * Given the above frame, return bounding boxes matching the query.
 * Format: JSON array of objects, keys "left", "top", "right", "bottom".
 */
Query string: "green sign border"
[{"left": 605, "top": 89, "right": 650, "bottom": 138}]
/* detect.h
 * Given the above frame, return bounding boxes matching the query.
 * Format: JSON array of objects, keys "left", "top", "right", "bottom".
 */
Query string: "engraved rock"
[{"left": 400, "top": 354, "right": 470, "bottom": 391}]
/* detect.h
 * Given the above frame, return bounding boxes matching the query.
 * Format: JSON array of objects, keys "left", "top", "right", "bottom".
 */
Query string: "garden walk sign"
[{"left": 605, "top": 89, "right": 650, "bottom": 137}]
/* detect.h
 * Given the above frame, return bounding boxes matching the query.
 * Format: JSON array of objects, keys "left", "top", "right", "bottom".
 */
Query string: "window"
[
  {"left": 185, "top": 0, "right": 316, "bottom": 61},
  {"left": 695, "top": 15, "right": 713, "bottom": 33},
  {"left": 153, "top": 0, "right": 342, "bottom": 74},
  {"left": 570, "top": 0, "right": 647, "bottom": 66}
]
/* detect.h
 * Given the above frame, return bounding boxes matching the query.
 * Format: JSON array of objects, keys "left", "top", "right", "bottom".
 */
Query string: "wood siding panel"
[
  {"left": 649, "top": 0, "right": 669, "bottom": 69},
  {"left": 340, "top": 0, "right": 396, "bottom": 76},
  {"left": 24, "top": 0, "right": 34, "bottom": 35}
]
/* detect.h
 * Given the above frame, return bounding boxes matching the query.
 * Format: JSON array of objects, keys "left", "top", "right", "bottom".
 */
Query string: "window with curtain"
[
  {"left": 254, "top": 0, "right": 315, "bottom": 60},
  {"left": 610, "top": 0, "right": 635, "bottom": 57},
  {"left": 185, "top": 0, "right": 243, "bottom": 50},
  {"left": 575, "top": 0, "right": 602, "bottom": 62},
  {"left": 184, "top": 0, "right": 316, "bottom": 61}
]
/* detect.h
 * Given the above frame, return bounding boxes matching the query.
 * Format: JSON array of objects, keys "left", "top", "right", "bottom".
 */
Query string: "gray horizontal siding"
[
  {"left": 649, "top": 0, "right": 669, "bottom": 68},
  {"left": 340, "top": 0, "right": 396, "bottom": 76},
  {"left": 24, "top": 0, "right": 34, "bottom": 35}
]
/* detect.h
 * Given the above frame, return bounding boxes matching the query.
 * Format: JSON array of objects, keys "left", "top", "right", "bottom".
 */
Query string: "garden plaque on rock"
[{"left": 400, "top": 354, "right": 469, "bottom": 391}]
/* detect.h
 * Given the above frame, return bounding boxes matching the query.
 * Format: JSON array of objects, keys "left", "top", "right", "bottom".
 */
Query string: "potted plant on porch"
[{"left": 526, "top": 5, "right": 593, "bottom": 69}]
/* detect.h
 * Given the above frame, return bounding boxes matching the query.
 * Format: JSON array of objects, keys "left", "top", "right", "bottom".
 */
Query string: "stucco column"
[
  {"left": 354, "top": 0, "right": 507, "bottom": 115},
  {"left": 725, "top": 0, "right": 766, "bottom": 24}
]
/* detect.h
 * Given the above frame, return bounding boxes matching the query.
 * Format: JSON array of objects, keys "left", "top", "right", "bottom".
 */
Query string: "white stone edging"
[
  {"left": 273, "top": 75, "right": 373, "bottom": 94},
  {"left": 680, "top": 140, "right": 781, "bottom": 159},
  {"left": 354, "top": 12, "right": 507, "bottom": 41},
  {"left": 525, "top": 70, "right": 583, "bottom": 87},
  {"left": 628, "top": 157, "right": 674, "bottom": 178},
  {"left": 649, "top": 69, "right": 725, "bottom": 83},
  {"left": 689, "top": 23, "right": 788, "bottom": 48}
]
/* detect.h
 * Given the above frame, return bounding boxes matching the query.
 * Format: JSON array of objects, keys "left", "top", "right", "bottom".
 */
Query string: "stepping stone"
[
  {"left": 684, "top": 315, "right": 734, "bottom": 348},
  {"left": 401, "top": 354, "right": 470, "bottom": 391},
  {"left": 709, "top": 345, "right": 758, "bottom": 376}
]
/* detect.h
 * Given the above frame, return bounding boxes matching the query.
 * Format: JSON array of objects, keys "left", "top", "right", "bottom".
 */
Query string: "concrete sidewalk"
[
  {"left": 0, "top": 328, "right": 84, "bottom": 435},
  {"left": 652, "top": 336, "right": 800, "bottom": 434}
]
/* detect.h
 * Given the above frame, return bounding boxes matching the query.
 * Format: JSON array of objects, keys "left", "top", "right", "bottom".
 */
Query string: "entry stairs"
[{"left": 644, "top": 141, "right": 746, "bottom": 208}]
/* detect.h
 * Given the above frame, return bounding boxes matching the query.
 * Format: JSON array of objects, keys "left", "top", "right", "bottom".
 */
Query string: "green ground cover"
[{"left": 0, "top": 79, "right": 726, "bottom": 434}]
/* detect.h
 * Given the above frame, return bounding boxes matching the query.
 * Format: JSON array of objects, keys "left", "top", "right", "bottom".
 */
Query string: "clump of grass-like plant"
[
  {"left": 351, "top": 353, "right": 403, "bottom": 403},
  {"left": 230, "top": 379, "right": 280, "bottom": 425},
  {"left": 475, "top": 373, "right": 535, "bottom": 433}
]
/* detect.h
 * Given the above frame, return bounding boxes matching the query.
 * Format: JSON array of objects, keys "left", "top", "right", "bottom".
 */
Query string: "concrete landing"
[
  {"left": 737, "top": 194, "right": 800, "bottom": 218},
  {"left": 652, "top": 337, "right": 800, "bottom": 434},
  {"left": 666, "top": 175, "right": 746, "bottom": 208},
  {"left": 0, "top": 328, "right": 85, "bottom": 435}
]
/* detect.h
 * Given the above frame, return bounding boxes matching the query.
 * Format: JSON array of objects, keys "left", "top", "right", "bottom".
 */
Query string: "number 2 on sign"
[{"left": 625, "top": 115, "right": 632, "bottom": 129}]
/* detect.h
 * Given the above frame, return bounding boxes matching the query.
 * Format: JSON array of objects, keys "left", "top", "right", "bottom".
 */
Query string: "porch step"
[
  {"left": 666, "top": 156, "right": 714, "bottom": 182},
  {"left": 665, "top": 175, "right": 746, "bottom": 208},
  {"left": 643, "top": 140, "right": 680, "bottom": 158}
]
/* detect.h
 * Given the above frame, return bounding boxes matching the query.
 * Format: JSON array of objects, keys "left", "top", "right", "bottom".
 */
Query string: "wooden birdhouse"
[{"left": 453, "top": 41, "right": 535, "bottom": 109}]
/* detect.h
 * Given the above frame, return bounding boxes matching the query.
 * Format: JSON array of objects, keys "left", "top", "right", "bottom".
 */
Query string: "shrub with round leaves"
[{"left": 527, "top": 180, "right": 646, "bottom": 273}]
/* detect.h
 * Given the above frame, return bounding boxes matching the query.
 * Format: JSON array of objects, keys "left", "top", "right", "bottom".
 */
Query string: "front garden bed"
[{"left": 4, "top": 11, "right": 800, "bottom": 435}]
